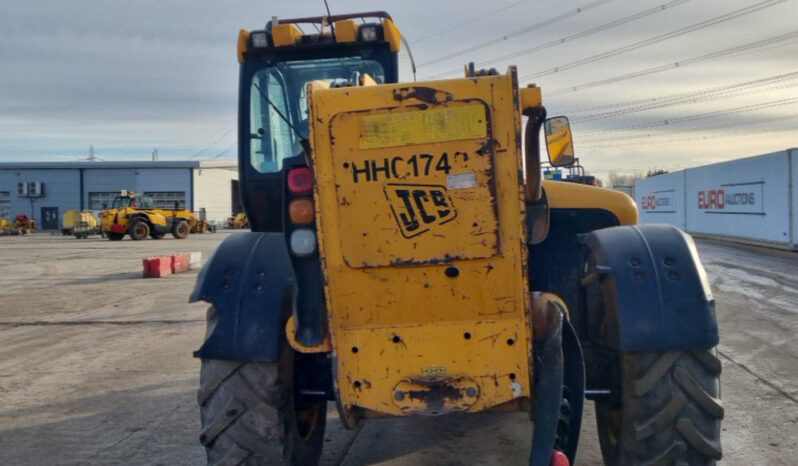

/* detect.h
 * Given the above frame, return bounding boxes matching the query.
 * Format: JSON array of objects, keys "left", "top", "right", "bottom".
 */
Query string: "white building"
[{"left": 0, "top": 160, "right": 241, "bottom": 229}]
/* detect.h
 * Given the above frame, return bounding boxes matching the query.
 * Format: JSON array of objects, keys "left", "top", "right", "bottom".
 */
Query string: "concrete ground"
[{"left": 0, "top": 232, "right": 795, "bottom": 465}]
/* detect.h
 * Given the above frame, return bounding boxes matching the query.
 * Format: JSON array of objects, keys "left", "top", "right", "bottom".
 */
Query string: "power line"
[
  {"left": 584, "top": 82, "right": 798, "bottom": 122},
  {"left": 546, "top": 30, "right": 798, "bottom": 95},
  {"left": 565, "top": 71, "right": 798, "bottom": 114},
  {"left": 430, "top": 0, "right": 689, "bottom": 78},
  {"left": 580, "top": 112, "right": 798, "bottom": 144},
  {"left": 417, "top": 0, "right": 616, "bottom": 68},
  {"left": 212, "top": 141, "right": 237, "bottom": 159},
  {"left": 581, "top": 117, "right": 798, "bottom": 149},
  {"left": 191, "top": 124, "right": 235, "bottom": 159},
  {"left": 412, "top": 0, "right": 529, "bottom": 44},
  {"left": 523, "top": 0, "right": 787, "bottom": 80},
  {"left": 571, "top": 75, "right": 798, "bottom": 122},
  {"left": 580, "top": 97, "right": 798, "bottom": 136}
]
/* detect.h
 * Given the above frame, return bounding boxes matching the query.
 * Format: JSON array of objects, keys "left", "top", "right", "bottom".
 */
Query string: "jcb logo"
[{"left": 384, "top": 183, "right": 457, "bottom": 238}]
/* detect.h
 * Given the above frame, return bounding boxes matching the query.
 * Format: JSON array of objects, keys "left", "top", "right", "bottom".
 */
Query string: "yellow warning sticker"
[{"left": 359, "top": 104, "right": 487, "bottom": 149}]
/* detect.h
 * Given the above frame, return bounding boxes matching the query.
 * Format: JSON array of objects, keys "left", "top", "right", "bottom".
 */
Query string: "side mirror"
[{"left": 544, "top": 116, "right": 575, "bottom": 167}]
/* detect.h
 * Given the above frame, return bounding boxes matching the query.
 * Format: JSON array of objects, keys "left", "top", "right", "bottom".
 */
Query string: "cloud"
[{"left": 0, "top": 0, "right": 795, "bottom": 174}]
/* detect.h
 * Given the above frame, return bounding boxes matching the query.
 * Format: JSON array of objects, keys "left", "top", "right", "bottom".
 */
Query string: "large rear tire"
[
  {"left": 198, "top": 310, "right": 326, "bottom": 466},
  {"left": 128, "top": 221, "right": 149, "bottom": 240},
  {"left": 581, "top": 245, "right": 724, "bottom": 465},
  {"left": 595, "top": 350, "right": 723, "bottom": 465},
  {"left": 172, "top": 220, "right": 190, "bottom": 239}
]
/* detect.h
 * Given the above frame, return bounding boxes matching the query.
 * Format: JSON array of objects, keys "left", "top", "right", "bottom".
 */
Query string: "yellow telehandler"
[
  {"left": 190, "top": 12, "right": 722, "bottom": 466},
  {"left": 100, "top": 190, "right": 195, "bottom": 240},
  {"left": 225, "top": 212, "right": 248, "bottom": 229}
]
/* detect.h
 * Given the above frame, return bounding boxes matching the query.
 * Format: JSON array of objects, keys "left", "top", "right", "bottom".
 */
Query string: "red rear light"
[
  {"left": 550, "top": 450, "right": 570, "bottom": 466},
  {"left": 288, "top": 167, "right": 314, "bottom": 194}
]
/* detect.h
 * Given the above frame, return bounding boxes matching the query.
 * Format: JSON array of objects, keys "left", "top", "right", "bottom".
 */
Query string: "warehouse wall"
[
  {"left": 193, "top": 167, "right": 238, "bottom": 224},
  {"left": 83, "top": 168, "right": 192, "bottom": 210},
  {"left": 0, "top": 169, "right": 80, "bottom": 227},
  {"left": 636, "top": 149, "right": 797, "bottom": 249}
]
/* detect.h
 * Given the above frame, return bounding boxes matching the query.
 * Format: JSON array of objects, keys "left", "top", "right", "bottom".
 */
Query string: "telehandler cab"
[{"left": 191, "top": 11, "right": 722, "bottom": 466}]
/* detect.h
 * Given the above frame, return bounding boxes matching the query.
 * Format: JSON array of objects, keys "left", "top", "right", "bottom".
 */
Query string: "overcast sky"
[{"left": 0, "top": 0, "right": 795, "bottom": 180}]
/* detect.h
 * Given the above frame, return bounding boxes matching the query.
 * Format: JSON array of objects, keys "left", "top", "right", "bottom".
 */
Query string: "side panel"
[
  {"left": 635, "top": 170, "right": 686, "bottom": 229},
  {"left": 585, "top": 224, "right": 719, "bottom": 351},
  {"left": 633, "top": 150, "right": 798, "bottom": 248},
  {"left": 191, "top": 232, "right": 295, "bottom": 361},
  {"left": 685, "top": 151, "right": 790, "bottom": 244},
  {"left": 309, "top": 74, "right": 532, "bottom": 416}
]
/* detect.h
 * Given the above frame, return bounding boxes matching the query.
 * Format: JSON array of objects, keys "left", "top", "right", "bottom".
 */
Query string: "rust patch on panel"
[{"left": 392, "top": 375, "right": 479, "bottom": 415}]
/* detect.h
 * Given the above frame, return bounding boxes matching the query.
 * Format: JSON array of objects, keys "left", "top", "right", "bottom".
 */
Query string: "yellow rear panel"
[{"left": 308, "top": 70, "right": 532, "bottom": 416}]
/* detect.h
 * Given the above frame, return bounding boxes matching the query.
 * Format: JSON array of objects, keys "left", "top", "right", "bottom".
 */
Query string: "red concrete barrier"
[
  {"left": 171, "top": 253, "right": 190, "bottom": 274},
  {"left": 143, "top": 256, "right": 172, "bottom": 278}
]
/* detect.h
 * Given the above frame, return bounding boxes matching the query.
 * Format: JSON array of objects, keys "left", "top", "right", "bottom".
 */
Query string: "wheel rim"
[
  {"left": 295, "top": 403, "right": 323, "bottom": 441},
  {"left": 133, "top": 223, "right": 147, "bottom": 238}
]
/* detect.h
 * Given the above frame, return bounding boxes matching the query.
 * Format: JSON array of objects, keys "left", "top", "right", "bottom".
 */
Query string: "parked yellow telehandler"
[
  {"left": 225, "top": 212, "right": 248, "bottom": 229},
  {"left": 100, "top": 190, "right": 195, "bottom": 240}
]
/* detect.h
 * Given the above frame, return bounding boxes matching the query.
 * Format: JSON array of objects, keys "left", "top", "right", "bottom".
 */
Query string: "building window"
[
  {"left": 88, "top": 192, "right": 119, "bottom": 210},
  {"left": 143, "top": 191, "right": 186, "bottom": 209},
  {"left": 0, "top": 191, "right": 10, "bottom": 219}
]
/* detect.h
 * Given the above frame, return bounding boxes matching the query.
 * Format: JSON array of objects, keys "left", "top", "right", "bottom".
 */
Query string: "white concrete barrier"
[
  {"left": 189, "top": 251, "right": 202, "bottom": 270},
  {"left": 636, "top": 149, "right": 797, "bottom": 249}
]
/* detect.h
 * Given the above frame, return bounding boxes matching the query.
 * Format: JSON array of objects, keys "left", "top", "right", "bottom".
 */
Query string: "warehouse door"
[{"left": 41, "top": 207, "right": 59, "bottom": 230}]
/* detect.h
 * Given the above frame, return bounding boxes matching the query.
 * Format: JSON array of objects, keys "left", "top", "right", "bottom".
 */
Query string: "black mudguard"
[
  {"left": 530, "top": 302, "right": 584, "bottom": 466},
  {"left": 190, "top": 232, "right": 295, "bottom": 361},
  {"left": 583, "top": 224, "right": 719, "bottom": 351}
]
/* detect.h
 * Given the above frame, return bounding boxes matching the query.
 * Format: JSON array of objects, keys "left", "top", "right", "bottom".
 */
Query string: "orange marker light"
[{"left": 289, "top": 198, "right": 315, "bottom": 226}]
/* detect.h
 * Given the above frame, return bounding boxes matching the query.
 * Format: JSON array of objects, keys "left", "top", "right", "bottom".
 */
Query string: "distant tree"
[
  {"left": 608, "top": 170, "right": 643, "bottom": 188},
  {"left": 646, "top": 169, "right": 669, "bottom": 177}
]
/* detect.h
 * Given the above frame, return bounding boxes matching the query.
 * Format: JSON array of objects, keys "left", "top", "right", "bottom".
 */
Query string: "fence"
[{"left": 635, "top": 148, "right": 797, "bottom": 249}]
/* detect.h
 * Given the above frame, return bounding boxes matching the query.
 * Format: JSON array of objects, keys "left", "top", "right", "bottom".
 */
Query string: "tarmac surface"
[{"left": 0, "top": 231, "right": 796, "bottom": 465}]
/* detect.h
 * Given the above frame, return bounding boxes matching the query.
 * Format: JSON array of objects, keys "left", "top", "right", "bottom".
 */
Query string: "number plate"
[{"left": 328, "top": 101, "right": 498, "bottom": 267}]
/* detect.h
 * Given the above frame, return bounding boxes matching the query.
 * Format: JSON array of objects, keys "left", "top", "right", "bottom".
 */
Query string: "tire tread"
[
  {"left": 597, "top": 350, "right": 723, "bottom": 465},
  {"left": 676, "top": 418, "right": 723, "bottom": 460},
  {"left": 211, "top": 442, "right": 250, "bottom": 466},
  {"left": 674, "top": 365, "right": 725, "bottom": 420},
  {"left": 200, "top": 361, "right": 287, "bottom": 464},
  {"left": 632, "top": 351, "right": 679, "bottom": 396}
]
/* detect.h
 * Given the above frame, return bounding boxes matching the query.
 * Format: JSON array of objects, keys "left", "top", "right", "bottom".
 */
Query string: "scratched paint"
[{"left": 307, "top": 70, "right": 533, "bottom": 418}]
